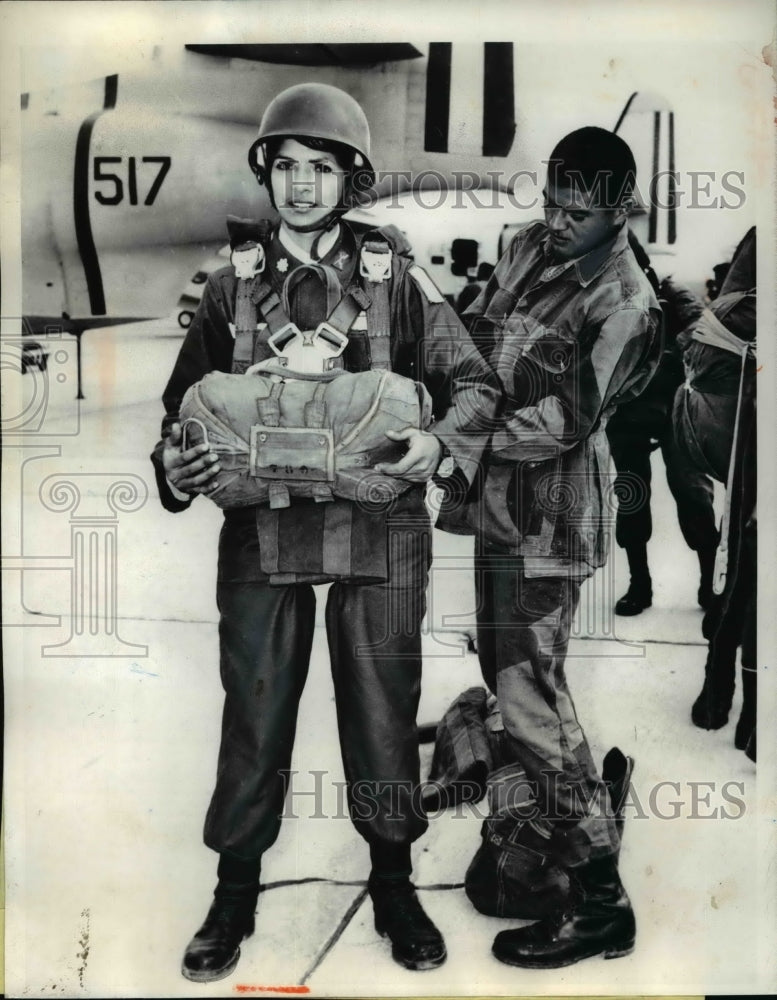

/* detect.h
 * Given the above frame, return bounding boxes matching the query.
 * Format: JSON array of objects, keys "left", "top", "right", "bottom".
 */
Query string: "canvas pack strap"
[
  {"left": 357, "top": 233, "right": 396, "bottom": 370},
  {"left": 232, "top": 279, "right": 293, "bottom": 373}
]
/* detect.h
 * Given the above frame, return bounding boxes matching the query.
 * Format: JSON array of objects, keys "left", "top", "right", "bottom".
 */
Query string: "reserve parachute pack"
[{"left": 179, "top": 220, "right": 433, "bottom": 510}]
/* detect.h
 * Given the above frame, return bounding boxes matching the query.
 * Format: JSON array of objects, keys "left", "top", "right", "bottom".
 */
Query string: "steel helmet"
[{"left": 248, "top": 82, "right": 375, "bottom": 184}]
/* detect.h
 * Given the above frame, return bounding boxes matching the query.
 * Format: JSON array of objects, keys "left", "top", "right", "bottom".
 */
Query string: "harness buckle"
[
  {"left": 313, "top": 321, "right": 349, "bottom": 359},
  {"left": 267, "top": 322, "right": 303, "bottom": 357},
  {"left": 263, "top": 321, "right": 348, "bottom": 374},
  {"left": 360, "top": 244, "right": 392, "bottom": 283}
]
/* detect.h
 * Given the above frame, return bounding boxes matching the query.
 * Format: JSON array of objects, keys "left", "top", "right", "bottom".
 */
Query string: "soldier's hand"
[
  {"left": 375, "top": 428, "right": 442, "bottom": 483},
  {"left": 161, "top": 422, "right": 221, "bottom": 495}
]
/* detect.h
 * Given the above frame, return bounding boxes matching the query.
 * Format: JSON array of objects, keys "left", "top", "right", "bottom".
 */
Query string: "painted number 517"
[{"left": 93, "top": 156, "right": 171, "bottom": 206}]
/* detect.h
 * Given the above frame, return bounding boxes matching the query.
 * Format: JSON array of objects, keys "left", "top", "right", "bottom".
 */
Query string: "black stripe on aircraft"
[
  {"left": 482, "top": 43, "right": 515, "bottom": 157},
  {"left": 104, "top": 73, "right": 118, "bottom": 109},
  {"left": 21, "top": 92, "right": 29, "bottom": 110},
  {"left": 648, "top": 111, "right": 660, "bottom": 244},
  {"left": 667, "top": 111, "right": 677, "bottom": 244},
  {"left": 424, "top": 43, "right": 452, "bottom": 154},
  {"left": 73, "top": 75, "right": 119, "bottom": 316}
]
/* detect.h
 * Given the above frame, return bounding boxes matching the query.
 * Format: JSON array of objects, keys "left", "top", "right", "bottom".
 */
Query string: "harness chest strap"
[
  {"left": 232, "top": 278, "right": 291, "bottom": 372},
  {"left": 232, "top": 232, "right": 408, "bottom": 374}
]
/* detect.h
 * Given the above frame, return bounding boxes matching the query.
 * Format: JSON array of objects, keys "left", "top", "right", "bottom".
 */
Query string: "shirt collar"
[
  {"left": 540, "top": 223, "right": 629, "bottom": 288},
  {"left": 278, "top": 224, "right": 340, "bottom": 264}
]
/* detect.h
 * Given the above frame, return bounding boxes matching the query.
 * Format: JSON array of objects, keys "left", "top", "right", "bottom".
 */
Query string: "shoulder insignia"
[{"left": 409, "top": 265, "right": 445, "bottom": 304}]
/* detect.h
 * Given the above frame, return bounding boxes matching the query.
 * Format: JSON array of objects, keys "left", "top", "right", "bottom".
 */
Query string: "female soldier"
[{"left": 152, "top": 83, "right": 496, "bottom": 983}]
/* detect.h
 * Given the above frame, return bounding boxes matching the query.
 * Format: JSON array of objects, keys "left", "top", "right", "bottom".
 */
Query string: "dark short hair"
[
  {"left": 547, "top": 126, "right": 637, "bottom": 208},
  {"left": 263, "top": 134, "right": 355, "bottom": 173}
]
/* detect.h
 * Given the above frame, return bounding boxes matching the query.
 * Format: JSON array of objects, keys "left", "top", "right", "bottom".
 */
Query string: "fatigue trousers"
[
  {"left": 204, "top": 528, "right": 432, "bottom": 862},
  {"left": 607, "top": 413, "right": 716, "bottom": 553},
  {"left": 475, "top": 550, "right": 619, "bottom": 868}
]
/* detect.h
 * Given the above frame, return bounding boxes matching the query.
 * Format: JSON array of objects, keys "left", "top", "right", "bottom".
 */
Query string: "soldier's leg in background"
[
  {"left": 607, "top": 421, "right": 654, "bottom": 616},
  {"left": 660, "top": 421, "right": 718, "bottom": 609},
  {"left": 735, "top": 517, "right": 757, "bottom": 759},
  {"left": 325, "top": 508, "right": 445, "bottom": 970},
  {"left": 691, "top": 560, "right": 751, "bottom": 731}
]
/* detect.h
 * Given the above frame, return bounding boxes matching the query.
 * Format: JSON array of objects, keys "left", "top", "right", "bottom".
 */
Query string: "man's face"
[
  {"left": 271, "top": 138, "right": 346, "bottom": 232},
  {"left": 543, "top": 181, "right": 622, "bottom": 261}
]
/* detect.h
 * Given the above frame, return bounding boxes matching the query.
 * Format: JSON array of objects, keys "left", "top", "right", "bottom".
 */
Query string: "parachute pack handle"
[
  {"left": 180, "top": 417, "right": 230, "bottom": 500},
  {"left": 244, "top": 360, "right": 347, "bottom": 381},
  {"left": 180, "top": 416, "right": 210, "bottom": 452}
]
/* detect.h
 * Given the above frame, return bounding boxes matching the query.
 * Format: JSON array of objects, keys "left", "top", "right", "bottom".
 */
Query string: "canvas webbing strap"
[
  {"left": 359, "top": 237, "right": 393, "bottom": 370},
  {"left": 282, "top": 264, "right": 342, "bottom": 318},
  {"left": 256, "top": 381, "right": 284, "bottom": 426},
  {"left": 232, "top": 280, "right": 291, "bottom": 373}
]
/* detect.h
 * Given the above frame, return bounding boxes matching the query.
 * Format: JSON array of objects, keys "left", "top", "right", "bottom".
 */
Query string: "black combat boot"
[
  {"left": 368, "top": 875, "right": 447, "bottom": 971},
  {"left": 614, "top": 579, "right": 652, "bottom": 616},
  {"left": 181, "top": 880, "right": 259, "bottom": 983},
  {"left": 614, "top": 545, "right": 652, "bottom": 616},
  {"left": 491, "top": 854, "right": 635, "bottom": 969},
  {"left": 691, "top": 673, "right": 734, "bottom": 730}
]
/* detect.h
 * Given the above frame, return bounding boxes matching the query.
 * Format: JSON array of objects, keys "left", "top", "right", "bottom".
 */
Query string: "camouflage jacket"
[{"left": 441, "top": 222, "right": 661, "bottom": 575}]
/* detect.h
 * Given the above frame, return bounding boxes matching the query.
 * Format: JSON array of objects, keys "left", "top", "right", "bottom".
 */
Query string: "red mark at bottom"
[{"left": 236, "top": 987, "right": 310, "bottom": 995}]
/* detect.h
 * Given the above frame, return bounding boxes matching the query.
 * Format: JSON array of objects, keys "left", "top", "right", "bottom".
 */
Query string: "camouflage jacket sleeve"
[
  {"left": 488, "top": 305, "right": 660, "bottom": 464},
  {"left": 399, "top": 265, "right": 501, "bottom": 485}
]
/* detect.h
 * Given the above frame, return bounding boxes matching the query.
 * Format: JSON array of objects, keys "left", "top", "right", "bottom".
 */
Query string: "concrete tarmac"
[{"left": 2, "top": 319, "right": 773, "bottom": 997}]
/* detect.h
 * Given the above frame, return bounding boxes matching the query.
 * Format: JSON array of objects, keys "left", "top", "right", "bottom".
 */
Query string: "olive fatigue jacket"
[{"left": 441, "top": 221, "right": 661, "bottom": 577}]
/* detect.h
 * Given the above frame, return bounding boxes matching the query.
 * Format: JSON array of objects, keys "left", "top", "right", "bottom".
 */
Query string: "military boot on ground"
[
  {"left": 614, "top": 577, "right": 652, "bottom": 616},
  {"left": 615, "top": 544, "right": 652, "bottom": 616},
  {"left": 181, "top": 880, "right": 259, "bottom": 983},
  {"left": 369, "top": 875, "right": 446, "bottom": 971},
  {"left": 691, "top": 673, "right": 734, "bottom": 730},
  {"left": 491, "top": 854, "right": 635, "bottom": 969}
]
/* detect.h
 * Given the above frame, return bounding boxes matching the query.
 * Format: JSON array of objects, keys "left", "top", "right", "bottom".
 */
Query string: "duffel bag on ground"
[
  {"left": 464, "top": 747, "right": 634, "bottom": 920},
  {"left": 179, "top": 367, "right": 433, "bottom": 509},
  {"left": 464, "top": 762, "right": 571, "bottom": 920}
]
